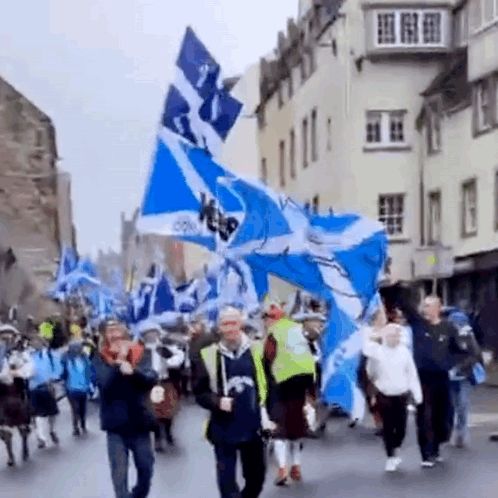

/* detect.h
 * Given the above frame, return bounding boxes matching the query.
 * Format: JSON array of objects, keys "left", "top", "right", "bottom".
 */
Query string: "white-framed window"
[
  {"left": 378, "top": 194, "right": 406, "bottom": 237},
  {"left": 428, "top": 191, "right": 441, "bottom": 244},
  {"left": 326, "top": 117, "right": 332, "bottom": 151},
  {"left": 279, "top": 140, "right": 286, "bottom": 187},
  {"left": 426, "top": 101, "right": 442, "bottom": 154},
  {"left": 470, "top": 0, "right": 498, "bottom": 32},
  {"left": 462, "top": 179, "right": 477, "bottom": 236},
  {"left": 375, "top": 10, "right": 445, "bottom": 47},
  {"left": 290, "top": 128, "right": 296, "bottom": 179},
  {"left": 454, "top": 6, "right": 469, "bottom": 47},
  {"left": 474, "top": 79, "right": 493, "bottom": 132},
  {"left": 302, "top": 117, "right": 309, "bottom": 168},
  {"left": 365, "top": 110, "right": 407, "bottom": 148},
  {"left": 311, "top": 108, "right": 318, "bottom": 162},
  {"left": 261, "top": 157, "right": 267, "bottom": 184}
]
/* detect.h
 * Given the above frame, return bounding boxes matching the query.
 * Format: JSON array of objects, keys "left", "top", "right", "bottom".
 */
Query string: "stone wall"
[{"left": 0, "top": 75, "right": 70, "bottom": 307}]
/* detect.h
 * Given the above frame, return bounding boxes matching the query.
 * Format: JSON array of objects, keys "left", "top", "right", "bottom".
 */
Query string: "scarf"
[{"left": 100, "top": 340, "right": 144, "bottom": 368}]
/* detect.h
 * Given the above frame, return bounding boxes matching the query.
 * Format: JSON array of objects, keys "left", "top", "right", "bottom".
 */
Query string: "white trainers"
[
  {"left": 393, "top": 456, "right": 402, "bottom": 468},
  {"left": 421, "top": 460, "right": 435, "bottom": 468},
  {"left": 385, "top": 458, "right": 397, "bottom": 472}
]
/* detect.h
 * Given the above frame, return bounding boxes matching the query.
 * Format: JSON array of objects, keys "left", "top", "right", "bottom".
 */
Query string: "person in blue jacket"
[{"left": 62, "top": 339, "right": 95, "bottom": 436}]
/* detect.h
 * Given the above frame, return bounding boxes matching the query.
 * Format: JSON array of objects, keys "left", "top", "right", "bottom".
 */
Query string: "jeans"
[
  {"left": 107, "top": 432, "right": 155, "bottom": 498},
  {"left": 450, "top": 380, "right": 471, "bottom": 442},
  {"left": 214, "top": 438, "right": 266, "bottom": 498},
  {"left": 377, "top": 392, "right": 408, "bottom": 457},
  {"left": 67, "top": 391, "right": 87, "bottom": 431}
]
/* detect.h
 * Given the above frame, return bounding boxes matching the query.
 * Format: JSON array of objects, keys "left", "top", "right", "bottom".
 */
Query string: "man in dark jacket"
[
  {"left": 93, "top": 321, "right": 158, "bottom": 498},
  {"left": 393, "top": 289, "right": 468, "bottom": 467},
  {"left": 192, "top": 307, "right": 271, "bottom": 498}
]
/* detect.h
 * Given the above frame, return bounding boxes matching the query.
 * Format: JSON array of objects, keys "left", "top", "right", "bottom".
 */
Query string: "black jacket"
[
  {"left": 393, "top": 287, "right": 467, "bottom": 373},
  {"left": 93, "top": 350, "right": 158, "bottom": 435}
]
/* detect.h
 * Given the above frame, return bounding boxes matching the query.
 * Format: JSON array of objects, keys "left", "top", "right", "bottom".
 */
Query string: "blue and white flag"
[
  {"left": 220, "top": 176, "right": 387, "bottom": 418},
  {"left": 138, "top": 26, "right": 242, "bottom": 244},
  {"left": 163, "top": 27, "right": 243, "bottom": 156}
]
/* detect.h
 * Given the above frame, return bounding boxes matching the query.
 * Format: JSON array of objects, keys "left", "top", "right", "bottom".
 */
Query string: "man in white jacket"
[{"left": 363, "top": 323, "right": 422, "bottom": 472}]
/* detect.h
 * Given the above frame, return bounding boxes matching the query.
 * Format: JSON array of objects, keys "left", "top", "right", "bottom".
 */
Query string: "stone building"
[{"left": 0, "top": 75, "right": 75, "bottom": 318}]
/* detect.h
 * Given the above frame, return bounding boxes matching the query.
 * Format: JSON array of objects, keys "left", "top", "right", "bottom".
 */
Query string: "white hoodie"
[{"left": 363, "top": 338, "right": 422, "bottom": 404}]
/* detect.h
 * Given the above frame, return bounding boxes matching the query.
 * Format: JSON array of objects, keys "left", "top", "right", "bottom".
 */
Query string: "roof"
[{"left": 421, "top": 51, "right": 467, "bottom": 98}]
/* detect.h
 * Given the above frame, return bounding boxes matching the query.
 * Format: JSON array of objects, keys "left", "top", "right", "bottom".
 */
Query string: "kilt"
[
  {"left": 151, "top": 380, "right": 179, "bottom": 421},
  {"left": 271, "top": 374, "right": 314, "bottom": 440},
  {"left": 0, "top": 382, "right": 31, "bottom": 427},
  {"left": 30, "top": 385, "right": 59, "bottom": 418}
]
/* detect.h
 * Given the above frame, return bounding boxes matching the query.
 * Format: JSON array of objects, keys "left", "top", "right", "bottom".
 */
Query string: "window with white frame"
[
  {"left": 462, "top": 179, "right": 477, "bottom": 236},
  {"left": 378, "top": 194, "right": 405, "bottom": 237},
  {"left": 261, "top": 158, "right": 267, "bottom": 183},
  {"left": 290, "top": 128, "right": 296, "bottom": 179},
  {"left": 302, "top": 117, "right": 309, "bottom": 168},
  {"left": 279, "top": 140, "right": 286, "bottom": 187},
  {"left": 426, "top": 101, "right": 442, "bottom": 154},
  {"left": 377, "top": 13, "right": 396, "bottom": 44},
  {"left": 428, "top": 191, "right": 441, "bottom": 244},
  {"left": 365, "top": 110, "right": 407, "bottom": 147},
  {"left": 474, "top": 80, "right": 493, "bottom": 132},
  {"left": 311, "top": 108, "right": 318, "bottom": 162},
  {"left": 376, "top": 10, "right": 445, "bottom": 47}
]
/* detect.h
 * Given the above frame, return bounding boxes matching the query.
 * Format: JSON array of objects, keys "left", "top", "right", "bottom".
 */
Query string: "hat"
[
  {"left": 292, "top": 311, "right": 326, "bottom": 323},
  {"left": 136, "top": 320, "right": 162, "bottom": 336},
  {"left": 0, "top": 324, "right": 20, "bottom": 336}
]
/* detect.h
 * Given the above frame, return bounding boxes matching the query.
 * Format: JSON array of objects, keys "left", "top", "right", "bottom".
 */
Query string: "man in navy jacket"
[{"left": 93, "top": 321, "right": 158, "bottom": 498}]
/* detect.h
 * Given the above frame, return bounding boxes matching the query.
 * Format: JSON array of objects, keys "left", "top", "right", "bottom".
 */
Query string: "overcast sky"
[{"left": 0, "top": 0, "right": 296, "bottom": 255}]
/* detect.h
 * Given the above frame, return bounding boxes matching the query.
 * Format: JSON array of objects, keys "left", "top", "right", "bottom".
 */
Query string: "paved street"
[{"left": 2, "top": 388, "right": 498, "bottom": 498}]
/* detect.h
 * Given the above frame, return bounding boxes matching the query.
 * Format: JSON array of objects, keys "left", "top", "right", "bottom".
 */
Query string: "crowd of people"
[{"left": 0, "top": 284, "right": 487, "bottom": 498}]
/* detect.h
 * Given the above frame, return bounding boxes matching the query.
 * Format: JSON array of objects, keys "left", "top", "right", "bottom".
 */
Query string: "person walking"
[
  {"left": 138, "top": 321, "right": 185, "bottom": 451},
  {"left": 262, "top": 301, "right": 316, "bottom": 486},
  {"left": 393, "top": 289, "right": 470, "bottom": 467},
  {"left": 61, "top": 339, "right": 94, "bottom": 436},
  {"left": 192, "top": 307, "right": 272, "bottom": 498},
  {"left": 363, "top": 323, "right": 422, "bottom": 472},
  {"left": 28, "top": 335, "right": 62, "bottom": 449},
  {"left": 93, "top": 320, "right": 158, "bottom": 498},
  {"left": 447, "top": 311, "right": 483, "bottom": 448}
]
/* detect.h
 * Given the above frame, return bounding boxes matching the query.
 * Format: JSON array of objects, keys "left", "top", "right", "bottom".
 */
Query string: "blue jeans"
[
  {"left": 450, "top": 380, "right": 471, "bottom": 442},
  {"left": 107, "top": 432, "right": 154, "bottom": 498}
]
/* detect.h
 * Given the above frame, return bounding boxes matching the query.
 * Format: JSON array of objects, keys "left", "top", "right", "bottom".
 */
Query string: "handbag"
[{"left": 470, "top": 363, "right": 486, "bottom": 386}]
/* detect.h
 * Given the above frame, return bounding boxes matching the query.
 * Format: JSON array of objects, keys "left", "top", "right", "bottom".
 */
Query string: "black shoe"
[
  {"left": 73, "top": 427, "right": 81, "bottom": 437},
  {"left": 155, "top": 444, "right": 165, "bottom": 453},
  {"left": 50, "top": 432, "right": 59, "bottom": 445},
  {"left": 37, "top": 439, "right": 46, "bottom": 449},
  {"left": 81, "top": 426, "right": 88, "bottom": 435}
]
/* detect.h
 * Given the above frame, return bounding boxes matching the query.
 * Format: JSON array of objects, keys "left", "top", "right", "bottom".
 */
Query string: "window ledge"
[
  {"left": 363, "top": 144, "right": 412, "bottom": 152},
  {"left": 387, "top": 236, "right": 410, "bottom": 244}
]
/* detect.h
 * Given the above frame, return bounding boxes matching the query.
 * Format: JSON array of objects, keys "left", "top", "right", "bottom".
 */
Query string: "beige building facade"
[
  {"left": 256, "top": 0, "right": 495, "bottom": 301},
  {"left": 418, "top": 0, "right": 498, "bottom": 309}
]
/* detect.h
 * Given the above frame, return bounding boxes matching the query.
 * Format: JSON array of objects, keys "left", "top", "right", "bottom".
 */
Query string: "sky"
[{"left": 0, "top": 0, "right": 297, "bottom": 255}]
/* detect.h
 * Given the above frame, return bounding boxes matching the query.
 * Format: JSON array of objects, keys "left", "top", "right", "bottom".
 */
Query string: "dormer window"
[{"left": 375, "top": 9, "right": 445, "bottom": 47}]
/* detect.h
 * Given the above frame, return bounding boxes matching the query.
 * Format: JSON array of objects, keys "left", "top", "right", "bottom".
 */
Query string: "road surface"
[{"left": 1, "top": 388, "right": 498, "bottom": 497}]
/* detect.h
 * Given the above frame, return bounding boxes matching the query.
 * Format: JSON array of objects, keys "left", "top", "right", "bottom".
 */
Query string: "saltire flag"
[
  {"left": 162, "top": 27, "right": 242, "bottom": 156},
  {"left": 219, "top": 175, "right": 387, "bottom": 418}
]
